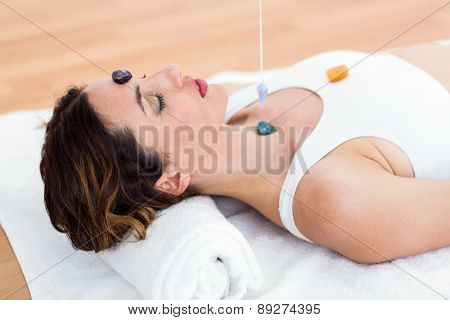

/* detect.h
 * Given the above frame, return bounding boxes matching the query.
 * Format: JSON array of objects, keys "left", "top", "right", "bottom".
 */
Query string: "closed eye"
[
  {"left": 142, "top": 89, "right": 166, "bottom": 114},
  {"left": 135, "top": 84, "right": 166, "bottom": 115},
  {"left": 154, "top": 92, "right": 166, "bottom": 112}
]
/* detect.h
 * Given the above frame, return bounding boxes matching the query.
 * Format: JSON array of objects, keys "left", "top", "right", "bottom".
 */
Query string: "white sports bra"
[{"left": 225, "top": 50, "right": 450, "bottom": 242}]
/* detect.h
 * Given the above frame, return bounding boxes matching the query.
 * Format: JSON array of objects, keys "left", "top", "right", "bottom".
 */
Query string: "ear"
[{"left": 154, "top": 168, "right": 191, "bottom": 196}]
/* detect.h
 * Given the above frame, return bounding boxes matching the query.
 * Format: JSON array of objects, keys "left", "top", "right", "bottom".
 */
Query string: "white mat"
[{"left": 1, "top": 40, "right": 450, "bottom": 299}]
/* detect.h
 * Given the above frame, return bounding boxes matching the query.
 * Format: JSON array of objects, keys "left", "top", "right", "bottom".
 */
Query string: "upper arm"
[{"left": 293, "top": 154, "right": 450, "bottom": 263}]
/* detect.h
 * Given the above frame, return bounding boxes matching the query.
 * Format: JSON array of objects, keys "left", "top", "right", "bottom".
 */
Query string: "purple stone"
[{"left": 112, "top": 69, "right": 132, "bottom": 84}]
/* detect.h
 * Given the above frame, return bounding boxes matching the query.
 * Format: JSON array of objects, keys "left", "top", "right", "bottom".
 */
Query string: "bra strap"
[{"left": 278, "top": 150, "right": 314, "bottom": 243}]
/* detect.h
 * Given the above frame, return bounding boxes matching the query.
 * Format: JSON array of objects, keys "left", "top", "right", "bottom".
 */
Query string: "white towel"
[{"left": 98, "top": 195, "right": 263, "bottom": 300}]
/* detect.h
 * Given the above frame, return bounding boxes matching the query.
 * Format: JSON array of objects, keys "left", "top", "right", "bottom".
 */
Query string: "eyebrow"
[{"left": 134, "top": 85, "right": 147, "bottom": 115}]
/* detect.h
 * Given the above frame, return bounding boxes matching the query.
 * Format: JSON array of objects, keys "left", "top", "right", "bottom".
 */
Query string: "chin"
[{"left": 210, "top": 83, "right": 227, "bottom": 98}]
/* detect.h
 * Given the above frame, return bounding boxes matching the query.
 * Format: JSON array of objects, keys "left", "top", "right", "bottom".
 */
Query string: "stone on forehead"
[{"left": 112, "top": 69, "right": 133, "bottom": 84}]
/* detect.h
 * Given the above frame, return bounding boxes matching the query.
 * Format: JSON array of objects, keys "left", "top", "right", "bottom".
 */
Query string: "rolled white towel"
[{"left": 98, "top": 195, "right": 263, "bottom": 299}]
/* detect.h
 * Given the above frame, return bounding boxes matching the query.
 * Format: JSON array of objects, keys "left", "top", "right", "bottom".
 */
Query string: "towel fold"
[{"left": 98, "top": 195, "right": 263, "bottom": 299}]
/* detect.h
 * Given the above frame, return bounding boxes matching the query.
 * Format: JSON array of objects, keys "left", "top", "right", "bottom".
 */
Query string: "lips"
[{"left": 194, "top": 78, "right": 208, "bottom": 98}]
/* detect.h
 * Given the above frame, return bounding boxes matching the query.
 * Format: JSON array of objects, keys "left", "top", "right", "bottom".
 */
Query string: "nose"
[{"left": 157, "top": 64, "right": 183, "bottom": 89}]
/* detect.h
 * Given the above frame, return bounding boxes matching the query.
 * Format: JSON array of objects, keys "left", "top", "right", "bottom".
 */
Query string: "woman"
[{"left": 40, "top": 42, "right": 450, "bottom": 264}]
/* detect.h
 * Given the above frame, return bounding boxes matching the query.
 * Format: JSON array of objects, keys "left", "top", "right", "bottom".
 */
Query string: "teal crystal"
[{"left": 257, "top": 120, "right": 276, "bottom": 135}]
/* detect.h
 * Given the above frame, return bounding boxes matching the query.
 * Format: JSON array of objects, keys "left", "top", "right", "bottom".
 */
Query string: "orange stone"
[{"left": 326, "top": 64, "right": 349, "bottom": 82}]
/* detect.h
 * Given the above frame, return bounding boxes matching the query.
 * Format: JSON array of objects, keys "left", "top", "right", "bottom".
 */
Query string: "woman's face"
[{"left": 85, "top": 64, "right": 228, "bottom": 170}]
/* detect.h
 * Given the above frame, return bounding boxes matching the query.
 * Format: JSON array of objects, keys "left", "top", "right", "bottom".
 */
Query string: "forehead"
[
  {"left": 84, "top": 77, "right": 142, "bottom": 125},
  {"left": 85, "top": 77, "right": 136, "bottom": 109}
]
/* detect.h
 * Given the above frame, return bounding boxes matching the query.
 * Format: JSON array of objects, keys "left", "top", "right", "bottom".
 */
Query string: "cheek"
[
  {"left": 170, "top": 99, "right": 206, "bottom": 125},
  {"left": 175, "top": 108, "right": 198, "bottom": 123},
  {"left": 161, "top": 122, "right": 199, "bottom": 168}
]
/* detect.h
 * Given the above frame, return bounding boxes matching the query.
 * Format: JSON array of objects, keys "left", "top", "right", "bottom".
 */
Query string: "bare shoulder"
[
  {"left": 290, "top": 137, "right": 408, "bottom": 244},
  {"left": 388, "top": 42, "right": 450, "bottom": 91}
]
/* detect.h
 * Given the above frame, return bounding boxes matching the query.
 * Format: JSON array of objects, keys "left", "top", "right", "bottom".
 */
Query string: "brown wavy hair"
[{"left": 39, "top": 86, "right": 196, "bottom": 252}]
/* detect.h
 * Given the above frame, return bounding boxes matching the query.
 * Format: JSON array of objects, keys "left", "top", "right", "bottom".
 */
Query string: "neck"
[{"left": 191, "top": 124, "right": 288, "bottom": 210}]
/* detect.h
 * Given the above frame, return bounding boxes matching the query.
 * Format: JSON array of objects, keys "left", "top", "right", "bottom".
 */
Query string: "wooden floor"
[{"left": 0, "top": 0, "right": 449, "bottom": 300}]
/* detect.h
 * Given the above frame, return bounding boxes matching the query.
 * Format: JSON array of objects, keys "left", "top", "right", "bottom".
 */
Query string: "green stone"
[{"left": 257, "top": 121, "right": 276, "bottom": 135}]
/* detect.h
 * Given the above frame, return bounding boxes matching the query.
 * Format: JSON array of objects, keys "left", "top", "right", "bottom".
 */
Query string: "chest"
[
  {"left": 227, "top": 87, "right": 324, "bottom": 154},
  {"left": 227, "top": 87, "right": 414, "bottom": 178}
]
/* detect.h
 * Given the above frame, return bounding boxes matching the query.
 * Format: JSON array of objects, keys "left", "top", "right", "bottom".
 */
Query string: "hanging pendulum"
[
  {"left": 257, "top": 0, "right": 268, "bottom": 108},
  {"left": 256, "top": 0, "right": 276, "bottom": 136}
]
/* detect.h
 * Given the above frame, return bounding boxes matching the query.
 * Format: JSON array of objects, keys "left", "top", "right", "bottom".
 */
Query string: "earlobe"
[
  {"left": 175, "top": 171, "right": 191, "bottom": 194},
  {"left": 154, "top": 170, "right": 191, "bottom": 196}
]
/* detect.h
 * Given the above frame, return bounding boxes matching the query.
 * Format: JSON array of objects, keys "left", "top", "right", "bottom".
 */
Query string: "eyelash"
[
  {"left": 141, "top": 74, "right": 165, "bottom": 112},
  {"left": 155, "top": 92, "right": 166, "bottom": 111}
]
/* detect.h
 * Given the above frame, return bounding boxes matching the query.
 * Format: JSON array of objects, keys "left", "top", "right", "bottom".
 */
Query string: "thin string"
[{"left": 259, "top": 0, "right": 264, "bottom": 83}]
